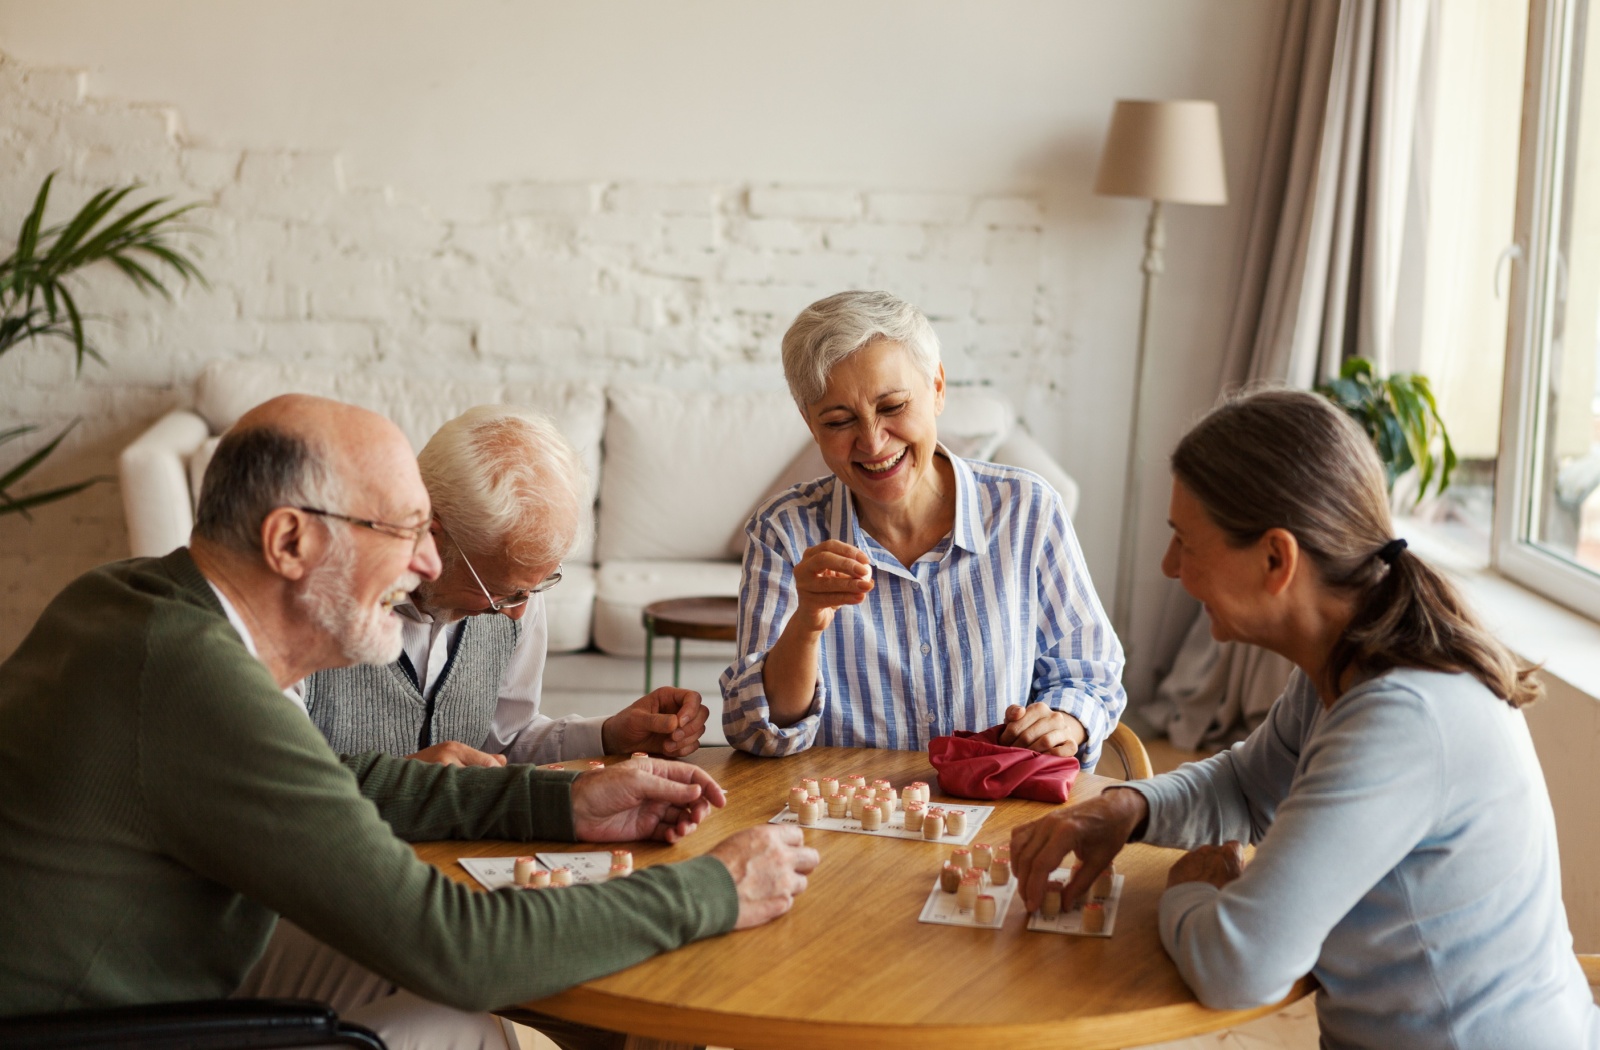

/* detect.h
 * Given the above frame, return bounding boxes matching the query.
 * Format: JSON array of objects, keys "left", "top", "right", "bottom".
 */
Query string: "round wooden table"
[
  {"left": 640, "top": 596, "right": 738, "bottom": 691},
  {"left": 416, "top": 747, "right": 1309, "bottom": 1050}
]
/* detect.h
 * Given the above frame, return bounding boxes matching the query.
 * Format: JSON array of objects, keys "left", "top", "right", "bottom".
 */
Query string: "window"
[{"left": 1497, "top": 0, "right": 1600, "bottom": 619}]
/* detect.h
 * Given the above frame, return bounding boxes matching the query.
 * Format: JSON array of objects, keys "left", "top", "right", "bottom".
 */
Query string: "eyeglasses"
[
  {"left": 447, "top": 531, "right": 561, "bottom": 613},
  {"left": 298, "top": 506, "right": 431, "bottom": 553}
]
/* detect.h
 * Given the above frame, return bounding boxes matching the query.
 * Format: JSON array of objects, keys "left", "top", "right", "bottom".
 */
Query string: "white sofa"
[{"left": 119, "top": 361, "right": 1080, "bottom": 744}]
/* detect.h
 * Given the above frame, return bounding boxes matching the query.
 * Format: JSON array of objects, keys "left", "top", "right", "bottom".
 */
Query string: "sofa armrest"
[
  {"left": 119, "top": 409, "right": 212, "bottom": 558},
  {"left": 992, "top": 428, "right": 1080, "bottom": 520}
]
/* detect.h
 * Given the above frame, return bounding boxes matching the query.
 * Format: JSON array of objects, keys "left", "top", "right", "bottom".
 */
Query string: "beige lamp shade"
[{"left": 1094, "top": 99, "right": 1227, "bottom": 205}]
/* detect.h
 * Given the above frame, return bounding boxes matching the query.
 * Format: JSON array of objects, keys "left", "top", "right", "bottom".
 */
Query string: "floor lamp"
[{"left": 1094, "top": 99, "right": 1227, "bottom": 640}]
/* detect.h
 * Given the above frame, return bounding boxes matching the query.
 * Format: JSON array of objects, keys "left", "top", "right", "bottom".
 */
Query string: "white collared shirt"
[{"left": 206, "top": 581, "right": 311, "bottom": 714}]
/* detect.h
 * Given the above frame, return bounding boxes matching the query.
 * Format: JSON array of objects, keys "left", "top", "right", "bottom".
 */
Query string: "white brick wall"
[{"left": 0, "top": 50, "right": 1061, "bottom": 658}]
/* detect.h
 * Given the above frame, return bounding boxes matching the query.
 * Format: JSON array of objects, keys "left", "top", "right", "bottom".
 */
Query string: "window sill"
[{"left": 1407, "top": 524, "right": 1600, "bottom": 702}]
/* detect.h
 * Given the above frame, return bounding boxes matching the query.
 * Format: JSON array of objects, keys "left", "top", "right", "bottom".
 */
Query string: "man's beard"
[{"left": 297, "top": 531, "right": 420, "bottom": 665}]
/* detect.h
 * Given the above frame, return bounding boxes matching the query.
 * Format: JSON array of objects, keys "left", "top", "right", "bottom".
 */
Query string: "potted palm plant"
[
  {"left": 0, "top": 173, "right": 204, "bottom": 515},
  {"left": 1315, "top": 356, "right": 1457, "bottom": 507}
]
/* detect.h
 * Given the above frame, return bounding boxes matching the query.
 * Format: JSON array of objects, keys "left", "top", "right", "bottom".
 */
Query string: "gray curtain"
[{"left": 1144, "top": 0, "right": 1435, "bottom": 749}]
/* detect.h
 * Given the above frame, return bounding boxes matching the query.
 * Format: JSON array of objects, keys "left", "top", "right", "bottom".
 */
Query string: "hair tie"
[{"left": 1377, "top": 538, "right": 1408, "bottom": 565}]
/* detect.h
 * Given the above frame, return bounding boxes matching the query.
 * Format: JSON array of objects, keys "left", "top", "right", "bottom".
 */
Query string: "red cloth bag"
[{"left": 927, "top": 725, "right": 1080, "bottom": 803}]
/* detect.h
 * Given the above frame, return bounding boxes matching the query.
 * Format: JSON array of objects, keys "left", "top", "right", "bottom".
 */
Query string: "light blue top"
[
  {"left": 720, "top": 451, "right": 1125, "bottom": 766},
  {"left": 1126, "top": 667, "right": 1599, "bottom": 1050}
]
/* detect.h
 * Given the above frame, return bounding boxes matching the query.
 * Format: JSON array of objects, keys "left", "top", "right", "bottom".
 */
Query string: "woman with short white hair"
[{"left": 721, "top": 290, "right": 1126, "bottom": 764}]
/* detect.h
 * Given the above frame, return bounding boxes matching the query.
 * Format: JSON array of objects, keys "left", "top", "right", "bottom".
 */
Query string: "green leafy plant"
[
  {"left": 1315, "top": 356, "right": 1457, "bottom": 506},
  {"left": 0, "top": 173, "right": 204, "bottom": 516}
]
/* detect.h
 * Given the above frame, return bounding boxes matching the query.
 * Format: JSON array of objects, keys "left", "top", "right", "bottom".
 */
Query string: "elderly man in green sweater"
[{"left": 0, "top": 394, "right": 817, "bottom": 1050}]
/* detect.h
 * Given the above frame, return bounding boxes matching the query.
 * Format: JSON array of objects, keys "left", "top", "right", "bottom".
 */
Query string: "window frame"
[{"left": 1494, "top": 0, "right": 1600, "bottom": 621}]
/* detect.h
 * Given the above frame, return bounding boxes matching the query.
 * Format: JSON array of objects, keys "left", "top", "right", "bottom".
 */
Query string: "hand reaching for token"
[
  {"left": 570, "top": 758, "right": 726, "bottom": 844},
  {"left": 707, "top": 825, "right": 821, "bottom": 930},
  {"left": 791, "top": 540, "right": 873, "bottom": 633}
]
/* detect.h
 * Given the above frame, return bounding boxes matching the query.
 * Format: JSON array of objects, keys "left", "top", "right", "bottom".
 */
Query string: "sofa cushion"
[
  {"left": 596, "top": 387, "right": 813, "bottom": 563},
  {"left": 542, "top": 562, "right": 595, "bottom": 654},
  {"left": 193, "top": 361, "right": 606, "bottom": 563},
  {"left": 593, "top": 560, "right": 743, "bottom": 659}
]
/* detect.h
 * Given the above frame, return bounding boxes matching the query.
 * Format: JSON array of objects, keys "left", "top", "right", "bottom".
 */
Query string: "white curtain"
[{"left": 1145, "top": 0, "right": 1436, "bottom": 749}]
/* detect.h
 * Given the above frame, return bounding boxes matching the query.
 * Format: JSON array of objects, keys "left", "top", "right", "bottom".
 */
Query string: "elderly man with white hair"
[{"left": 302, "top": 405, "right": 709, "bottom": 766}]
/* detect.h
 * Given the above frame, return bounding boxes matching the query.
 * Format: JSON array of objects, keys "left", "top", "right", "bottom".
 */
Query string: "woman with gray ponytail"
[{"left": 1010, "top": 390, "right": 1596, "bottom": 1049}]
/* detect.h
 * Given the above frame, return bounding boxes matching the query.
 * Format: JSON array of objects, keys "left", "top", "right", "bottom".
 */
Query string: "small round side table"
[{"left": 640, "top": 596, "right": 739, "bottom": 692}]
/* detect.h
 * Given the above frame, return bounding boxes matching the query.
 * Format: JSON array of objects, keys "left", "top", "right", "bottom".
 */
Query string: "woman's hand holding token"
[{"left": 791, "top": 540, "right": 874, "bottom": 633}]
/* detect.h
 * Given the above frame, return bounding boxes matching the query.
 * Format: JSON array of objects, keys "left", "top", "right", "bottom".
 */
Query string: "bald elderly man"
[
  {"left": 302, "top": 405, "right": 708, "bottom": 768},
  {"left": 0, "top": 395, "right": 816, "bottom": 1050}
]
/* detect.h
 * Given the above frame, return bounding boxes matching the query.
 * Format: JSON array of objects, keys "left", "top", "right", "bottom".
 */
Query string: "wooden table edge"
[{"left": 510, "top": 977, "right": 1315, "bottom": 1050}]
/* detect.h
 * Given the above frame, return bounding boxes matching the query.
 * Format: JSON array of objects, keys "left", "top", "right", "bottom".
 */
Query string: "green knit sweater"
[{"left": 0, "top": 550, "right": 738, "bottom": 1015}]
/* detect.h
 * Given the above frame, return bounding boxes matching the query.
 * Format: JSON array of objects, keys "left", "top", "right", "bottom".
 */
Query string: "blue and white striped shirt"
[{"left": 720, "top": 451, "right": 1126, "bottom": 767}]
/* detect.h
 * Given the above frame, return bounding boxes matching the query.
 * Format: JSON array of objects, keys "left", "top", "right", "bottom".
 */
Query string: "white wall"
[{"left": 0, "top": 0, "right": 1283, "bottom": 685}]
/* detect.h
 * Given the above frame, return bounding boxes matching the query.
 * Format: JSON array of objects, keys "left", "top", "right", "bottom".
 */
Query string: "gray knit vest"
[{"left": 303, "top": 614, "right": 520, "bottom": 756}]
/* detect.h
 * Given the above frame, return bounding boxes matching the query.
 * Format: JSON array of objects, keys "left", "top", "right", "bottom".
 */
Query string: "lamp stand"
[{"left": 1111, "top": 199, "right": 1165, "bottom": 640}]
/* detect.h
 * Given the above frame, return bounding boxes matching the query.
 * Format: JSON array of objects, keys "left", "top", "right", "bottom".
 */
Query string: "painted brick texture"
[{"left": 0, "top": 51, "right": 1060, "bottom": 658}]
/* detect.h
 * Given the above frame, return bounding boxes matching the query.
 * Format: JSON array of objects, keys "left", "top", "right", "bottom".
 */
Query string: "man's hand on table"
[
  {"left": 572, "top": 757, "right": 726, "bottom": 843},
  {"left": 602, "top": 688, "right": 708, "bottom": 758},
  {"left": 406, "top": 741, "right": 507, "bottom": 767},
  {"left": 1167, "top": 841, "right": 1245, "bottom": 890},
  {"left": 708, "top": 825, "right": 820, "bottom": 930},
  {"left": 998, "top": 703, "right": 1087, "bottom": 758},
  {"left": 1011, "top": 786, "right": 1148, "bottom": 912}
]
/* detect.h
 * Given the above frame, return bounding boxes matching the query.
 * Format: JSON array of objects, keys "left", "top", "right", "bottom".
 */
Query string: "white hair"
[
  {"left": 780, "top": 290, "right": 942, "bottom": 409},
  {"left": 417, "top": 405, "right": 589, "bottom": 570}
]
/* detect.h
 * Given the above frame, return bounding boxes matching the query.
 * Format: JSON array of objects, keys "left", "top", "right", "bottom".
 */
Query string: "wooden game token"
[
  {"left": 949, "top": 847, "right": 972, "bottom": 871},
  {"left": 820, "top": 777, "right": 839, "bottom": 798},
  {"left": 1082, "top": 902, "right": 1107, "bottom": 934},
  {"left": 1041, "top": 881, "right": 1064, "bottom": 919},
  {"left": 827, "top": 793, "right": 848, "bottom": 818},
  {"left": 610, "top": 849, "right": 633, "bottom": 873},
  {"left": 587, "top": 760, "right": 606, "bottom": 769},
  {"left": 901, "top": 785, "right": 919, "bottom": 805},
  {"left": 922, "top": 809, "right": 945, "bottom": 840},
  {"left": 876, "top": 792, "right": 897, "bottom": 817},
  {"left": 995, "top": 845, "right": 1010, "bottom": 864},
  {"left": 513, "top": 856, "right": 538, "bottom": 888},
  {"left": 901, "top": 802, "right": 924, "bottom": 833},
  {"left": 1092, "top": 864, "right": 1116, "bottom": 901},
  {"left": 542, "top": 762, "right": 565, "bottom": 769},
  {"left": 527, "top": 868, "right": 551, "bottom": 889},
  {"left": 847, "top": 774, "right": 868, "bottom": 790},
  {"left": 608, "top": 863, "right": 631, "bottom": 880},
  {"left": 789, "top": 785, "right": 809, "bottom": 812},
  {"left": 861, "top": 803, "right": 882, "bottom": 830},
  {"left": 957, "top": 870, "right": 982, "bottom": 910},
  {"left": 972, "top": 843, "right": 993, "bottom": 870},
  {"left": 801, "top": 777, "right": 820, "bottom": 799},
  {"left": 872, "top": 779, "right": 892, "bottom": 796},
  {"left": 549, "top": 867, "right": 573, "bottom": 887},
  {"left": 989, "top": 858, "right": 1012, "bottom": 886},
  {"left": 850, "top": 794, "right": 869, "bottom": 821},
  {"left": 944, "top": 809, "right": 967, "bottom": 836},
  {"left": 631, "top": 752, "right": 649, "bottom": 759},
  {"left": 840, "top": 783, "right": 858, "bottom": 800},
  {"left": 974, "top": 894, "right": 997, "bottom": 924},
  {"left": 909, "top": 781, "right": 930, "bottom": 804},
  {"left": 940, "top": 861, "right": 962, "bottom": 893}
]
